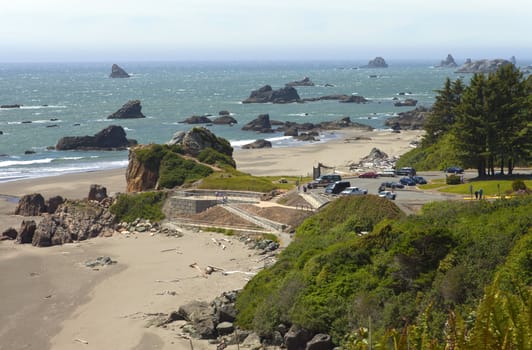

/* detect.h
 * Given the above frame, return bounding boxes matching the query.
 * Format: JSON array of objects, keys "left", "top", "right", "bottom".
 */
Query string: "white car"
[
  {"left": 378, "top": 190, "right": 396, "bottom": 200},
  {"left": 340, "top": 187, "right": 368, "bottom": 195}
]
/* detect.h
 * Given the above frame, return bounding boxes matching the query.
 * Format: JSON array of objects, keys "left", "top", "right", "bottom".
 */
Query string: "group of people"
[{"left": 474, "top": 188, "right": 484, "bottom": 200}]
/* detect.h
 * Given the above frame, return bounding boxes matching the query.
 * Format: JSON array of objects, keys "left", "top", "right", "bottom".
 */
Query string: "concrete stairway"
[{"left": 222, "top": 203, "right": 287, "bottom": 233}]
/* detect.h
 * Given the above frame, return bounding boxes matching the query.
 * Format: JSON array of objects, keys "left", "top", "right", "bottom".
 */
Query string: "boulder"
[
  {"left": 107, "top": 100, "right": 145, "bottom": 119},
  {"left": 294, "top": 133, "right": 318, "bottom": 142},
  {"left": 306, "top": 334, "right": 333, "bottom": 350},
  {"left": 181, "top": 115, "right": 212, "bottom": 124},
  {"left": 178, "top": 300, "right": 217, "bottom": 339},
  {"left": 56, "top": 125, "right": 137, "bottom": 150},
  {"left": 16, "top": 220, "right": 37, "bottom": 244},
  {"left": 284, "top": 326, "right": 313, "bottom": 350},
  {"left": 88, "top": 184, "right": 107, "bottom": 202},
  {"left": 212, "top": 115, "right": 237, "bottom": 125},
  {"left": 32, "top": 200, "right": 116, "bottom": 247},
  {"left": 15, "top": 193, "right": 46, "bottom": 216},
  {"left": 1, "top": 228, "right": 18, "bottom": 240},
  {"left": 109, "top": 64, "right": 130, "bottom": 78},
  {"left": 166, "top": 131, "right": 185, "bottom": 146},
  {"left": 216, "top": 322, "right": 234, "bottom": 336},
  {"left": 218, "top": 110, "right": 230, "bottom": 116},
  {"left": 284, "top": 127, "right": 298, "bottom": 137},
  {"left": 285, "top": 77, "right": 315, "bottom": 87},
  {"left": 242, "top": 139, "right": 272, "bottom": 149},
  {"left": 455, "top": 58, "right": 512, "bottom": 73},
  {"left": 46, "top": 195, "right": 64, "bottom": 214},
  {"left": 242, "top": 114, "right": 273, "bottom": 133},
  {"left": 394, "top": 98, "right": 418, "bottom": 107},
  {"left": 363, "top": 56, "right": 388, "bottom": 68},
  {"left": 242, "top": 85, "right": 301, "bottom": 104},
  {"left": 438, "top": 54, "right": 458, "bottom": 68}
]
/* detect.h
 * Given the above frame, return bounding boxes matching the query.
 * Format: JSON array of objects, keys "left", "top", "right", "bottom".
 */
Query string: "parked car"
[
  {"left": 308, "top": 174, "right": 342, "bottom": 188},
  {"left": 358, "top": 171, "right": 379, "bottom": 178},
  {"left": 399, "top": 177, "right": 416, "bottom": 186},
  {"left": 412, "top": 176, "right": 427, "bottom": 184},
  {"left": 446, "top": 166, "right": 464, "bottom": 174},
  {"left": 378, "top": 169, "right": 396, "bottom": 177},
  {"left": 378, "top": 190, "right": 396, "bottom": 200},
  {"left": 325, "top": 180, "right": 351, "bottom": 194},
  {"left": 380, "top": 181, "right": 404, "bottom": 189},
  {"left": 340, "top": 187, "right": 368, "bottom": 195},
  {"left": 395, "top": 167, "right": 416, "bottom": 176}
]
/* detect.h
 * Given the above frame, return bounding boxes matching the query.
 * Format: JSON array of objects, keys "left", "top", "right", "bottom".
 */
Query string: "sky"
[{"left": 1, "top": 0, "right": 531, "bottom": 62}]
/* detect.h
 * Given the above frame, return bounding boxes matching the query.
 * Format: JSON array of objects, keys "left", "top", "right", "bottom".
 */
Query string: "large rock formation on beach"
[
  {"left": 242, "top": 114, "right": 273, "bottom": 133},
  {"left": 455, "top": 58, "right": 512, "bottom": 73},
  {"left": 56, "top": 125, "right": 137, "bottom": 151},
  {"left": 107, "top": 100, "right": 145, "bottom": 119},
  {"left": 31, "top": 199, "right": 116, "bottom": 247},
  {"left": 126, "top": 147, "right": 160, "bottom": 192},
  {"left": 15, "top": 193, "right": 46, "bottom": 216},
  {"left": 109, "top": 64, "right": 130, "bottom": 78},
  {"left": 438, "top": 54, "right": 458, "bottom": 68},
  {"left": 385, "top": 106, "right": 430, "bottom": 130},
  {"left": 242, "top": 85, "right": 301, "bottom": 104},
  {"left": 362, "top": 57, "right": 388, "bottom": 68},
  {"left": 285, "top": 76, "right": 315, "bottom": 87}
]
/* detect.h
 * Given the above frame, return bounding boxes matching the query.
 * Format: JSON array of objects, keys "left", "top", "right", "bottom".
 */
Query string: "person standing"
[{"left": 479, "top": 188, "right": 483, "bottom": 200}]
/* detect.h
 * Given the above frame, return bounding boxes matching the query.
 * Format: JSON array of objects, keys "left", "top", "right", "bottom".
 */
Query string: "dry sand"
[{"left": 0, "top": 129, "right": 423, "bottom": 349}]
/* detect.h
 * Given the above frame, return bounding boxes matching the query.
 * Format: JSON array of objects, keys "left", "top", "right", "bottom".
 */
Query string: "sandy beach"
[{"left": 0, "top": 129, "right": 423, "bottom": 349}]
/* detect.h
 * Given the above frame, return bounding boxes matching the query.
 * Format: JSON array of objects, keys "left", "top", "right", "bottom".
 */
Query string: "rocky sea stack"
[
  {"left": 437, "top": 54, "right": 458, "bottom": 68},
  {"left": 242, "top": 85, "right": 301, "bottom": 104},
  {"left": 56, "top": 125, "right": 137, "bottom": 150},
  {"left": 109, "top": 64, "right": 130, "bottom": 78},
  {"left": 363, "top": 56, "right": 388, "bottom": 68},
  {"left": 107, "top": 100, "right": 145, "bottom": 119},
  {"left": 455, "top": 58, "right": 512, "bottom": 73}
]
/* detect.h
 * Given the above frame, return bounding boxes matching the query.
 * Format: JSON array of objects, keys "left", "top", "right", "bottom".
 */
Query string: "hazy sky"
[{"left": 2, "top": 0, "right": 531, "bottom": 62}]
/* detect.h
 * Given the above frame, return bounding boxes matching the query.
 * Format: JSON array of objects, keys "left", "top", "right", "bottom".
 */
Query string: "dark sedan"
[
  {"left": 380, "top": 181, "right": 404, "bottom": 189},
  {"left": 446, "top": 166, "right": 464, "bottom": 174},
  {"left": 399, "top": 177, "right": 416, "bottom": 186}
]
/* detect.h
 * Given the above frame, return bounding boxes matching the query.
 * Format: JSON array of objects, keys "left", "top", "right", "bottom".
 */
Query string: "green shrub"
[
  {"left": 446, "top": 174, "right": 461, "bottom": 184},
  {"left": 197, "top": 147, "right": 236, "bottom": 168},
  {"left": 158, "top": 153, "right": 213, "bottom": 189},
  {"left": 512, "top": 179, "right": 527, "bottom": 192},
  {"left": 110, "top": 191, "right": 166, "bottom": 222}
]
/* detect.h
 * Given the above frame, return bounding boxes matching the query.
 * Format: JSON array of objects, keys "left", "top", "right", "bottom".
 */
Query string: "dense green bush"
[
  {"left": 236, "top": 195, "right": 532, "bottom": 346},
  {"left": 197, "top": 147, "right": 236, "bottom": 168},
  {"left": 110, "top": 191, "right": 166, "bottom": 222},
  {"left": 446, "top": 174, "right": 461, "bottom": 184},
  {"left": 158, "top": 153, "right": 213, "bottom": 188},
  {"left": 512, "top": 179, "right": 527, "bottom": 191}
]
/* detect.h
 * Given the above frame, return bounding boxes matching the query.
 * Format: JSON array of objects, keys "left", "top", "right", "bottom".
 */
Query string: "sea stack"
[
  {"left": 363, "top": 57, "right": 388, "bottom": 68},
  {"left": 107, "top": 100, "right": 145, "bottom": 119},
  {"left": 109, "top": 64, "right": 130, "bottom": 78},
  {"left": 438, "top": 54, "right": 458, "bottom": 68}
]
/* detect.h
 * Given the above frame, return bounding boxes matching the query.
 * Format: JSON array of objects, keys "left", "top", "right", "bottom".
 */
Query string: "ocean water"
[{"left": 0, "top": 59, "right": 511, "bottom": 182}]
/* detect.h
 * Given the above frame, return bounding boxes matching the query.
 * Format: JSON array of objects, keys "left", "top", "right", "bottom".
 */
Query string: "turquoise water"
[{"left": 0, "top": 60, "right": 493, "bottom": 181}]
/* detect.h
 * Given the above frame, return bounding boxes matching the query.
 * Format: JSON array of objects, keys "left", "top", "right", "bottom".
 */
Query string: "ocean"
[{"left": 1, "top": 59, "right": 526, "bottom": 182}]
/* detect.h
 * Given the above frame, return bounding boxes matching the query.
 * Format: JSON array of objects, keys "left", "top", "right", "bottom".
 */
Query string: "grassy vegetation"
[
  {"left": 235, "top": 195, "right": 532, "bottom": 347},
  {"left": 110, "top": 191, "right": 167, "bottom": 223},
  {"left": 203, "top": 227, "right": 236, "bottom": 236},
  {"left": 197, "top": 168, "right": 300, "bottom": 193},
  {"left": 437, "top": 179, "right": 532, "bottom": 196}
]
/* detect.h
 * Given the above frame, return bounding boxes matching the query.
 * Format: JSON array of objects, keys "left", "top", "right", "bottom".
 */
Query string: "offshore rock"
[
  {"left": 394, "top": 98, "right": 418, "bottom": 107},
  {"left": 107, "top": 100, "right": 145, "bottom": 119},
  {"left": 363, "top": 56, "right": 388, "bottom": 68},
  {"left": 242, "top": 85, "right": 301, "bottom": 104},
  {"left": 242, "top": 139, "right": 272, "bottom": 149},
  {"left": 242, "top": 114, "right": 273, "bottom": 133},
  {"left": 181, "top": 115, "right": 212, "bottom": 124},
  {"left": 109, "top": 64, "right": 130, "bottom": 78},
  {"left": 455, "top": 58, "right": 512, "bottom": 73},
  {"left": 212, "top": 115, "right": 237, "bottom": 125},
  {"left": 285, "top": 76, "right": 315, "bottom": 87},
  {"left": 56, "top": 125, "right": 137, "bottom": 150},
  {"left": 438, "top": 54, "right": 458, "bottom": 68}
]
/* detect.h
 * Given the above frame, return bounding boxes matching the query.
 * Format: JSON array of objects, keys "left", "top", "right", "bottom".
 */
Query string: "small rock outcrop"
[
  {"left": 242, "top": 114, "right": 273, "bottom": 133},
  {"left": 363, "top": 56, "right": 388, "bottom": 68},
  {"left": 178, "top": 301, "right": 217, "bottom": 339},
  {"left": 242, "top": 139, "right": 272, "bottom": 149},
  {"left": 242, "top": 85, "right": 301, "bottom": 104},
  {"left": 15, "top": 193, "right": 46, "bottom": 216},
  {"left": 438, "top": 54, "right": 458, "bottom": 68},
  {"left": 1, "top": 104, "right": 22, "bottom": 109},
  {"left": 46, "top": 195, "right": 64, "bottom": 214},
  {"left": 107, "top": 100, "right": 145, "bottom": 119},
  {"left": 301, "top": 94, "right": 368, "bottom": 103},
  {"left": 181, "top": 115, "right": 212, "bottom": 124},
  {"left": 394, "top": 98, "right": 418, "bottom": 107},
  {"left": 212, "top": 115, "right": 237, "bottom": 125},
  {"left": 285, "top": 77, "right": 315, "bottom": 87},
  {"left": 56, "top": 125, "right": 137, "bottom": 150},
  {"left": 88, "top": 185, "right": 108, "bottom": 202},
  {"left": 284, "top": 326, "right": 313, "bottom": 350},
  {"left": 455, "top": 58, "right": 512, "bottom": 73},
  {"left": 109, "top": 64, "right": 130, "bottom": 78},
  {"left": 126, "top": 146, "right": 160, "bottom": 193},
  {"left": 16, "top": 220, "right": 37, "bottom": 244},
  {"left": 1, "top": 228, "right": 18, "bottom": 240}
]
